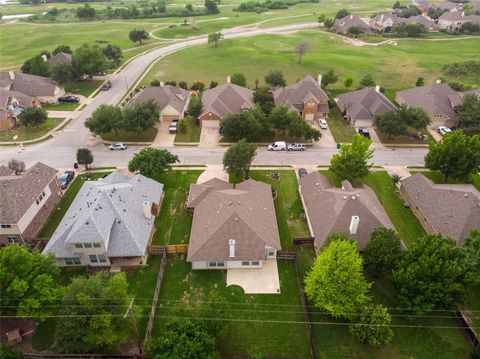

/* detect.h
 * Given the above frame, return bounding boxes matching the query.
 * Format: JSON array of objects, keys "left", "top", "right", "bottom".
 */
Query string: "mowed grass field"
[{"left": 142, "top": 30, "right": 480, "bottom": 90}]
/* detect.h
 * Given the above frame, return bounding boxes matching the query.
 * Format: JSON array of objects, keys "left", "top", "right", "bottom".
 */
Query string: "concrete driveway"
[
  {"left": 311, "top": 121, "right": 336, "bottom": 148},
  {"left": 196, "top": 164, "right": 228, "bottom": 183},
  {"left": 428, "top": 128, "right": 443, "bottom": 142},
  {"left": 226, "top": 259, "right": 280, "bottom": 294},
  {"left": 153, "top": 121, "right": 175, "bottom": 146},
  {"left": 199, "top": 126, "right": 220, "bottom": 147}
]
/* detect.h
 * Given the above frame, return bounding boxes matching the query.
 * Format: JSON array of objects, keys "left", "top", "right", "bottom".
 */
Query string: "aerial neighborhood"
[{"left": 0, "top": 0, "right": 479, "bottom": 358}]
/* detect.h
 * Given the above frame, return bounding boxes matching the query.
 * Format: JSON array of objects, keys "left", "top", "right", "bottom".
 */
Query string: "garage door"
[
  {"left": 305, "top": 113, "right": 314, "bottom": 122},
  {"left": 202, "top": 120, "right": 220, "bottom": 128},
  {"left": 161, "top": 114, "right": 179, "bottom": 122}
]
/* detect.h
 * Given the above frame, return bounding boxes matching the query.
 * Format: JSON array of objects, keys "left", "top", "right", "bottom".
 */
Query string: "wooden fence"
[
  {"left": 293, "top": 237, "right": 315, "bottom": 245},
  {"left": 457, "top": 311, "right": 479, "bottom": 347},
  {"left": 276, "top": 251, "right": 296, "bottom": 260},
  {"left": 147, "top": 244, "right": 188, "bottom": 255}
]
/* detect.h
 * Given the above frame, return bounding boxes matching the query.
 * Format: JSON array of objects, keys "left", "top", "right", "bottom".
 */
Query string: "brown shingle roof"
[
  {"left": 199, "top": 83, "right": 254, "bottom": 120},
  {"left": 333, "top": 15, "right": 370, "bottom": 33},
  {"left": 0, "top": 89, "right": 37, "bottom": 110},
  {"left": 300, "top": 172, "right": 394, "bottom": 249},
  {"left": 0, "top": 162, "right": 58, "bottom": 224},
  {"left": 0, "top": 72, "right": 61, "bottom": 97},
  {"left": 401, "top": 173, "right": 480, "bottom": 244},
  {"left": 46, "top": 52, "right": 72, "bottom": 68},
  {"left": 187, "top": 178, "right": 281, "bottom": 262},
  {"left": 129, "top": 85, "right": 190, "bottom": 114},
  {"left": 337, "top": 87, "right": 396, "bottom": 121}
]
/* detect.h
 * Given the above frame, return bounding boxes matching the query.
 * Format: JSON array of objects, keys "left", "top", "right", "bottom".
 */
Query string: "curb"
[{"left": 0, "top": 118, "right": 72, "bottom": 146}]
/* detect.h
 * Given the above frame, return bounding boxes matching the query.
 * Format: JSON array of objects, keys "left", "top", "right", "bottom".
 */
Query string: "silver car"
[
  {"left": 109, "top": 143, "right": 127, "bottom": 150},
  {"left": 287, "top": 142, "right": 306, "bottom": 151}
]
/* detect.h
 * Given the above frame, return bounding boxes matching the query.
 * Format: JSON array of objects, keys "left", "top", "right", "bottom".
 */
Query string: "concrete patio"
[{"left": 226, "top": 259, "right": 280, "bottom": 294}]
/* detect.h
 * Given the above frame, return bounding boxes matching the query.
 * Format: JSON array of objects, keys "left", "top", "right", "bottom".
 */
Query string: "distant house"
[
  {"left": 400, "top": 173, "right": 480, "bottom": 245},
  {"left": 471, "top": 0, "right": 480, "bottom": 12},
  {"left": 43, "top": 172, "right": 164, "bottom": 268},
  {"left": 300, "top": 172, "right": 395, "bottom": 250},
  {"left": 129, "top": 84, "right": 191, "bottom": 122},
  {"left": 395, "top": 83, "right": 463, "bottom": 128},
  {"left": 186, "top": 178, "right": 281, "bottom": 270},
  {"left": 403, "top": 15, "right": 438, "bottom": 30},
  {"left": 438, "top": 11, "right": 480, "bottom": 31},
  {"left": 369, "top": 13, "right": 403, "bottom": 31},
  {"left": 0, "top": 162, "right": 60, "bottom": 246},
  {"left": 333, "top": 15, "right": 370, "bottom": 34},
  {"left": 198, "top": 82, "right": 255, "bottom": 128},
  {"left": 436, "top": 1, "right": 460, "bottom": 12},
  {"left": 336, "top": 86, "right": 396, "bottom": 128},
  {"left": 272, "top": 75, "right": 330, "bottom": 121},
  {"left": 0, "top": 71, "right": 65, "bottom": 103},
  {"left": 0, "top": 89, "right": 41, "bottom": 132},
  {"left": 46, "top": 52, "right": 72, "bottom": 68},
  {"left": 412, "top": 0, "right": 432, "bottom": 12}
]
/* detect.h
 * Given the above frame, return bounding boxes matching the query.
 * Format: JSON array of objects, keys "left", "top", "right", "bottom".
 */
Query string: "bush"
[
  {"left": 178, "top": 118, "right": 188, "bottom": 134},
  {"left": 150, "top": 79, "right": 161, "bottom": 86}
]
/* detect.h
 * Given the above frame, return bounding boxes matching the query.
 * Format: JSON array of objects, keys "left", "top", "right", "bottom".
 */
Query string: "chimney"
[
  {"left": 349, "top": 216, "right": 359, "bottom": 235},
  {"left": 8, "top": 71, "right": 14, "bottom": 80},
  {"left": 227, "top": 76, "right": 231, "bottom": 83},
  {"left": 143, "top": 201, "right": 152, "bottom": 219},
  {"left": 317, "top": 74, "right": 322, "bottom": 87},
  {"left": 41, "top": 54, "right": 48, "bottom": 62},
  {"left": 375, "top": 85, "right": 380, "bottom": 93},
  {"left": 229, "top": 239, "right": 235, "bottom": 258},
  {"left": 160, "top": 81, "right": 164, "bottom": 87},
  {"left": 436, "top": 79, "right": 442, "bottom": 84}
]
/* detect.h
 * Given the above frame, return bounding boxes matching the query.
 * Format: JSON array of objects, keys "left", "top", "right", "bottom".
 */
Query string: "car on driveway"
[
  {"left": 438, "top": 126, "right": 452, "bottom": 136},
  {"left": 287, "top": 142, "right": 306, "bottom": 151},
  {"left": 169, "top": 120, "right": 179, "bottom": 134},
  {"left": 109, "top": 143, "right": 127, "bottom": 150},
  {"left": 58, "top": 171, "right": 75, "bottom": 189},
  {"left": 298, "top": 168, "right": 308, "bottom": 178},
  {"left": 101, "top": 81, "right": 112, "bottom": 91},
  {"left": 267, "top": 141, "right": 287, "bottom": 151},
  {"left": 318, "top": 119, "right": 328, "bottom": 129},
  {"left": 58, "top": 95, "right": 80, "bottom": 103},
  {"left": 358, "top": 128, "right": 370, "bottom": 138}
]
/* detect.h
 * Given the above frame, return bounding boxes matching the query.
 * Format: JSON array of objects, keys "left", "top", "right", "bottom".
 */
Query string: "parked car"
[
  {"left": 318, "top": 119, "right": 328, "bottom": 129},
  {"left": 109, "top": 143, "right": 127, "bottom": 150},
  {"left": 267, "top": 141, "right": 287, "bottom": 151},
  {"left": 58, "top": 171, "right": 75, "bottom": 189},
  {"left": 437, "top": 126, "right": 452, "bottom": 136},
  {"left": 169, "top": 120, "right": 179, "bottom": 134},
  {"left": 287, "top": 142, "right": 306, "bottom": 151},
  {"left": 101, "top": 81, "right": 112, "bottom": 91},
  {"left": 58, "top": 95, "right": 80, "bottom": 103},
  {"left": 358, "top": 128, "right": 370, "bottom": 138},
  {"left": 298, "top": 168, "right": 308, "bottom": 178},
  {"left": 219, "top": 126, "right": 225, "bottom": 134}
]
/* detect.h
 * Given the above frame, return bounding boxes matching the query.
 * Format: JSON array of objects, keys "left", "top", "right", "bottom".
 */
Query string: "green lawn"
[
  {"left": 42, "top": 102, "right": 79, "bottom": 111},
  {"left": 0, "top": 118, "right": 63, "bottom": 142},
  {"left": 64, "top": 80, "right": 103, "bottom": 97},
  {"left": 411, "top": 171, "right": 480, "bottom": 191},
  {"left": 101, "top": 127, "right": 158, "bottom": 143},
  {"left": 328, "top": 105, "right": 356, "bottom": 144},
  {"left": 174, "top": 117, "right": 201, "bottom": 143},
  {"left": 376, "top": 127, "right": 434, "bottom": 145}
]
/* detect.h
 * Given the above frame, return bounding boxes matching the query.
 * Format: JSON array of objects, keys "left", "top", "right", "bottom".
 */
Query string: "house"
[
  {"left": 336, "top": 86, "right": 396, "bottom": 128},
  {"left": 198, "top": 81, "right": 255, "bottom": 128},
  {"left": 0, "top": 162, "right": 60, "bottom": 246},
  {"left": 333, "top": 15, "right": 370, "bottom": 34},
  {"left": 42, "top": 171, "right": 164, "bottom": 268},
  {"left": 186, "top": 178, "right": 281, "bottom": 270},
  {"left": 0, "top": 71, "right": 65, "bottom": 103},
  {"left": 412, "top": 0, "right": 432, "bottom": 12},
  {"left": 369, "top": 13, "right": 403, "bottom": 31},
  {"left": 438, "top": 11, "right": 480, "bottom": 31},
  {"left": 471, "top": 1, "right": 480, "bottom": 12},
  {"left": 395, "top": 83, "right": 463, "bottom": 128},
  {"left": 46, "top": 52, "right": 72, "bottom": 68},
  {"left": 272, "top": 74, "right": 329, "bottom": 121},
  {"left": 0, "top": 89, "right": 41, "bottom": 132},
  {"left": 300, "top": 172, "right": 395, "bottom": 250},
  {"left": 436, "top": 1, "right": 460, "bottom": 12},
  {"left": 129, "top": 84, "right": 191, "bottom": 122},
  {"left": 403, "top": 15, "right": 438, "bottom": 30},
  {"left": 400, "top": 173, "right": 480, "bottom": 245}
]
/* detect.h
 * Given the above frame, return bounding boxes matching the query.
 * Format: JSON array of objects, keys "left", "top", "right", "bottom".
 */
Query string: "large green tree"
[
  {"left": 265, "top": 70, "right": 286, "bottom": 87},
  {"left": 0, "top": 343, "right": 22, "bottom": 359},
  {"left": 51, "top": 62, "right": 74, "bottom": 84},
  {"left": 223, "top": 139, "right": 257, "bottom": 180},
  {"left": 52, "top": 45, "right": 72, "bottom": 55},
  {"left": 72, "top": 44, "right": 108, "bottom": 80},
  {"left": 374, "top": 110, "right": 408, "bottom": 139},
  {"left": 76, "top": 148, "right": 94, "bottom": 169},
  {"left": 330, "top": 134, "right": 374, "bottom": 182},
  {"left": 359, "top": 74, "right": 376, "bottom": 88},
  {"left": 188, "top": 96, "right": 203, "bottom": 120},
  {"left": 398, "top": 105, "right": 431, "bottom": 130},
  {"left": 122, "top": 99, "right": 159, "bottom": 133},
  {"left": 253, "top": 86, "right": 274, "bottom": 114},
  {"left": 85, "top": 105, "right": 123, "bottom": 136},
  {"left": 322, "top": 69, "right": 338, "bottom": 88},
  {"left": 222, "top": 108, "right": 268, "bottom": 142},
  {"left": 208, "top": 32, "right": 223, "bottom": 47},
  {"left": 102, "top": 44, "right": 123, "bottom": 67},
  {"left": 363, "top": 228, "right": 402, "bottom": 278},
  {"left": 129, "top": 29, "right": 149, "bottom": 44},
  {"left": 462, "top": 229, "right": 480, "bottom": 284},
  {"left": 288, "top": 113, "right": 321, "bottom": 141},
  {"left": 21, "top": 55, "right": 50, "bottom": 77},
  {"left": 230, "top": 72, "right": 247, "bottom": 87},
  {"left": 128, "top": 147, "right": 179, "bottom": 177},
  {"left": 349, "top": 305, "right": 394, "bottom": 348},
  {"left": 457, "top": 95, "right": 480, "bottom": 134},
  {"left": 424, "top": 130, "right": 480, "bottom": 182},
  {"left": 19, "top": 107, "right": 48, "bottom": 128}
]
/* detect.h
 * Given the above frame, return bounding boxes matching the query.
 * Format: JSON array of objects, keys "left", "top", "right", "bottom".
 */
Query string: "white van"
[{"left": 267, "top": 141, "right": 287, "bottom": 151}]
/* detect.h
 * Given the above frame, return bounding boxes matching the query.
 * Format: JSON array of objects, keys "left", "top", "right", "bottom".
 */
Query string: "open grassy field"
[{"left": 0, "top": 118, "right": 62, "bottom": 142}]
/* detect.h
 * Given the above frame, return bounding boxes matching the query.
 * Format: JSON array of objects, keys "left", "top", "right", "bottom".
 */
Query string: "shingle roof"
[
  {"left": 300, "top": 172, "right": 394, "bottom": 249},
  {"left": 0, "top": 72, "right": 61, "bottom": 97},
  {"left": 43, "top": 172, "right": 163, "bottom": 258},
  {"left": 439, "top": 11, "right": 480, "bottom": 23},
  {"left": 0, "top": 165, "right": 15, "bottom": 176},
  {"left": 0, "top": 162, "right": 58, "bottom": 224},
  {"left": 0, "top": 89, "right": 37, "bottom": 110},
  {"left": 337, "top": 87, "right": 396, "bottom": 121},
  {"left": 129, "top": 85, "right": 191, "bottom": 114},
  {"left": 187, "top": 178, "right": 281, "bottom": 262},
  {"left": 370, "top": 13, "right": 403, "bottom": 26},
  {"left": 46, "top": 52, "right": 72, "bottom": 68},
  {"left": 333, "top": 15, "right": 370, "bottom": 33},
  {"left": 401, "top": 174, "right": 480, "bottom": 244},
  {"left": 199, "top": 83, "right": 254, "bottom": 120},
  {"left": 436, "top": 1, "right": 459, "bottom": 10},
  {"left": 396, "top": 83, "right": 462, "bottom": 119},
  {"left": 273, "top": 75, "right": 329, "bottom": 113},
  {"left": 403, "top": 15, "right": 436, "bottom": 28}
]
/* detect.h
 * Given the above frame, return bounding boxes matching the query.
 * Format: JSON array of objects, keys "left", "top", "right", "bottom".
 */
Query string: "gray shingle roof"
[
  {"left": 403, "top": 15, "right": 436, "bottom": 28},
  {"left": 187, "top": 178, "right": 281, "bottom": 262},
  {"left": 401, "top": 173, "right": 480, "bottom": 244},
  {"left": 43, "top": 172, "right": 163, "bottom": 258},
  {"left": 0, "top": 162, "right": 58, "bottom": 224},
  {"left": 0, "top": 89, "right": 37, "bottom": 110},
  {"left": 439, "top": 11, "right": 480, "bottom": 23},
  {"left": 300, "top": 172, "right": 394, "bottom": 249},
  {"left": 46, "top": 52, "right": 72, "bottom": 68},
  {"left": 333, "top": 15, "right": 370, "bottom": 33},
  {"left": 337, "top": 87, "right": 396, "bottom": 121},
  {"left": 436, "top": 1, "right": 459, "bottom": 10},
  {"left": 129, "top": 85, "right": 191, "bottom": 114},
  {"left": 0, "top": 72, "right": 61, "bottom": 97},
  {"left": 199, "top": 83, "right": 254, "bottom": 120}
]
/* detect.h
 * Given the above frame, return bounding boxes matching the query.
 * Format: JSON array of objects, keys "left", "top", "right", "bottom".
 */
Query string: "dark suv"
[
  {"left": 58, "top": 171, "right": 75, "bottom": 189},
  {"left": 358, "top": 128, "right": 370, "bottom": 138},
  {"left": 58, "top": 96, "right": 80, "bottom": 103}
]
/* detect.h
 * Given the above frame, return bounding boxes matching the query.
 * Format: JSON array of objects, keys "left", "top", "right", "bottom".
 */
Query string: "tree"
[
  {"left": 128, "top": 148, "right": 179, "bottom": 177},
  {"left": 76, "top": 4, "right": 96, "bottom": 19},
  {"left": 178, "top": 118, "right": 188, "bottom": 133},
  {"left": 295, "top": 40, "right": 311, "bottom": 64},
  {"left": 7, "top": 159, "right": 25, "bottom": 175},
  {"left": 72, "top": 44, "right": 107, "bottom": 80},
  {"left": 54, "top": 273, "right": 131, "bottom": 354},
  {"left": 165, "top": 80, "right": 177, "bottom": 86},
  {"left": 205, "top": 0, "right": 219, "bottom": 14},
  {"left": 0, "top": 343, "right": 22, "bottom": 359},
  {"left": 253, "top": 86, "right": 274, "bottom": 114},
  {"left": 18, "top": 106, "right": 47, "bottom": 128},
  {"left": 222, "top": 111, "right": 265, "bottom": 142},
  {"left": 458, "top": 95, "right": 480, "bottom": 134},
  {"left": 129, "top": 29, "right": 149, "bottom": 44},
  {"left": 416, "top": 76, "right": 424, "bottom": 86},
  {"left": 349, "top": 305, "right": 394, "bottom": 347},
  {"left": 392, "top": 0, "right": 402, "bottom": 9},
  {"left": 265, "top": 70, "right": 286, "bottom": 87},
  {"left": 51, "top": 62, "right": 74, "bottom": 83},
  {"left": 322, "top": 69, "right": 338, "bottom": 88},
  {"left": 363, "top": 228, "right": 402, "bottom": 278},
  {"left": 186, "top": 3, "right": 193, "bottom": 11},
  {"left": 208, "top": 32, "right": 223, "bottom": 47},
  {"left": 335, "top": 8, "right": 350, "bottom": 19},
  {"left": 145, "top": 320, "right": 219, "bottom": 359},
  {"left": 209, "top": 81, "right": 218, "bottom": 89},
  {"left": 223, "top": 139, "right": 257, "bottom": 180},
  {"left": 330, "top": 134, "right": 373, "bottom": 182},
  {"left": 304, "top": 237, "right": 372, "bottom": 319},
  {"left": 179, "top": 81, "right": 188, "bottom": 89},
  {"left": 374, "top": 110, "right": 408, "bottom": 139},
  {"left": 102, "top": 44, "right": 123, "bottom": 67},
  {"left": 393, "top": 234, "right": 471, "bottom": 312},
  {"left": 151, "top": 79, "right": 161, "bottom": 86},
  {"left": 359, "top": 74, "right": 376, "bottom": 88},
  {"left": 122, "top": 99, "right": 159, "bottom": 133},
  {"left": 288, "top": 113, "right": 321, "bottom": 141},
  {"left": 324, "top": 18, "right": 334, "bottom": 28},
  {"left": 85, "top": 105, "right": 123, "bottom": 136},
  {"left": 21, "top": 55, "right": 50, "bottom": 77},
  {"left": 344, "top": 77, "right": 353, "bottom": 89},
  {"left": 268, "top": 105, "right": 291, "bottom": 134},
  {"left": 398, "top": 105, "right": 430, "bottom": 130},
  {"left": 425, "top": 131, "right": 480, "bottom": 182},
  {"left": 76, "top": 148, "right": 94, "bottom": 169},
  {"left": 0, "top": 245, "right": 61, "bottom": 319},
  {"left": 318, "top": 13, "right": 326, "bottom": 24},
  {"left": 231, "top": 72, "right": 247, "bottom": 87},
  {"left": 462, "top": 229, "right": 480, "bottom": 284},
  {"left": 347, "top": 26, "right": 364, "bottom": 36},
  {"left": 188, "top": 96, "right": 203, "bottom": 119},
  {"left": 53, "top": 45, "right": 72, "bottom": 55},
  {"left": 191, "top": 80, "right": 205, "bottom": 92}
]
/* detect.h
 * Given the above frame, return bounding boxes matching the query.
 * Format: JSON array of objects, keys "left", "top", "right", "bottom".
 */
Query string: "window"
[
  {"left": 241, "top": 261, "right": 250, "bottom": 266},
  {"left": 93, "top": 243, "right": 101, "bottom": 248},
  {"left": 251, "top": 261, "right": 260, "bottom": 266},
  {"left": 36, "top": 191, "right": 46, "bottom": 205},
  {"left": 306, "top": 102, "right": 315, "bottom": 109},
  {"left": 267, "top": 250, "right": 275, "bottom": 257},
  {"left": 64, "top": 257, "right": 81, "bottom": 265},
  {"left": 6, "top": 236, "right": 17, "bottom": 243},
  {"left": 1, "top": 224, "right": 12, "bottom": 229},
  {"left": 89, "top": 255, "right": 98, "bottom": 263},
  {"left": 208, "top": 262, "right": 217, "bottom": 267},
  {"left": 84, "top": 243, "right": 93, "bottom": 248},
  {"left": 97, "top": 255, "right": 107, "bottom": 263},
  {"left": 74, "top": 243, "right": 83, "bottom": 249},
  {"left": 217, "top": 262, "right": 225, "bottom": 267}
]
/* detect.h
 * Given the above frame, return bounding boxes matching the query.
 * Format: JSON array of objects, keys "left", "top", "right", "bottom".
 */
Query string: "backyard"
[
  {"left": 327, "top": 105, "right": 357, "bottom": 144},
  {"left": 376, "top": 127, "right": 434, "bottom": 145},
  {"left": 0, "top": 118, "right": 63, "bottom": 142}
]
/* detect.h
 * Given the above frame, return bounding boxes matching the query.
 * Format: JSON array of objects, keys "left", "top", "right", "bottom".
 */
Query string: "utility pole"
[{"left": 124, "top": 298, "right": 143, "bottom": 354}]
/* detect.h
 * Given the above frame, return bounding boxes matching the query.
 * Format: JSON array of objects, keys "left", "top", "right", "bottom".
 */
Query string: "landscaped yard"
[
  {"left": 376, "top": 127, "right": 434, "bottom": 145},
  {"left": 411, "top": 170, "right": 480, "bottom": 191},
  {"left": 64, "top": 80, "right": 103, "bottom": 97},
  {"left": 0, "top": 118, "right": 63, "bottom": 142},
  {"left": 174, "top": 117, "right": 201, "bottom": 143},
  {"left": 328, "top": 105, "right": 356, "bottom": 144},
  {"left": 42, "top": 102, "right": 79, "bottom": 111},
  {"left": 101, "top": 128, "right": 158, "bottom": 143}
]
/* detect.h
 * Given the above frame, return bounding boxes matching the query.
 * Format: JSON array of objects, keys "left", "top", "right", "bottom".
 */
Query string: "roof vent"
[
  {"left": 229, "top": 239, "right": 235, "bottom": 258},
  {"left": 349, "top": 216, "right": 359, "bottom": 235},
  {"left": 464, "top": 193, "right": 469, "bottom": 198},
  {"left": 343, "top": 196, "right": 348, "bottom": 200},
  {"left": 351, "top": 196, "right": 356, "bottom": 200}
]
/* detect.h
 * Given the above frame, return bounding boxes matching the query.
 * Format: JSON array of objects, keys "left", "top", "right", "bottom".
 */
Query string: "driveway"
[
  {"left": 199, "top": 126, "right": 220, "bottom": 147},
  {"left": 226, "top": 259, "right": 280, "bottom": 294},
  {"left": 152, "top": 121, "right": 175, "bottom": 146},
  {"left": 196, "top": 164, "right": 228, "bottom": 183},
  {"left": 311, "top": 121, "right": 336, "bottom": 148},
  {"left": 428, "top": 128, "right": 443, "bottom": 142},
  {"left": 368, "top": 128, "right": 385, "bottom": 149}
]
